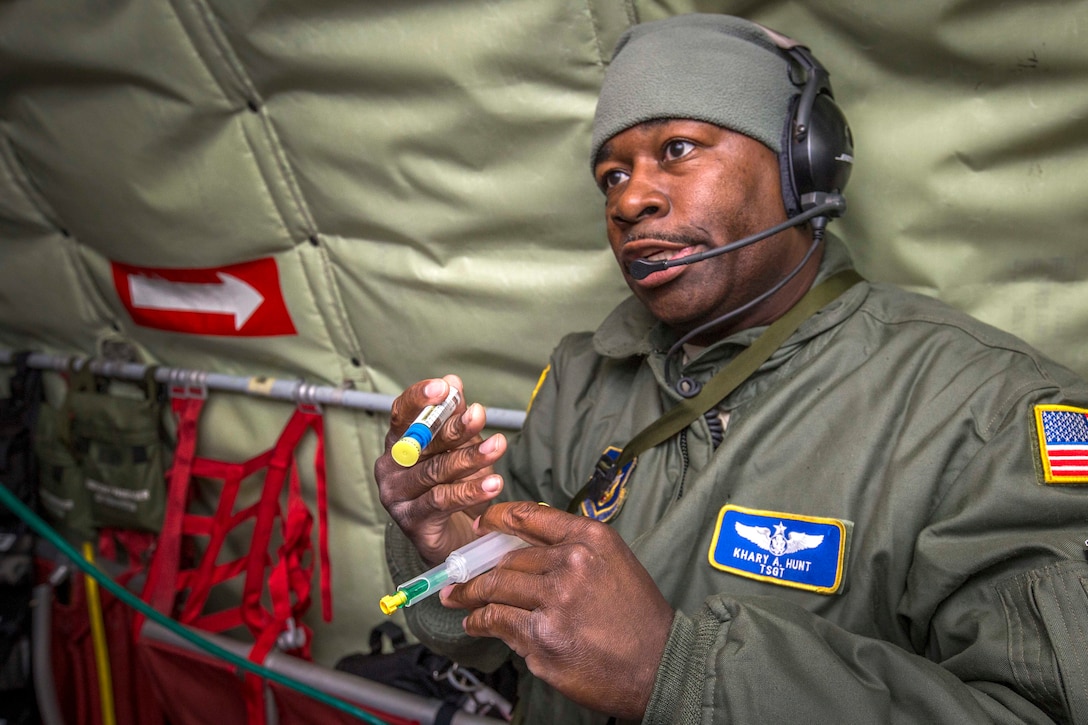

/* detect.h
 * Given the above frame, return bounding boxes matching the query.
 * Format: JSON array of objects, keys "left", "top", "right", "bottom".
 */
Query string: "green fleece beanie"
[{"left": 590, "top": 14, "right": 795, "bottom": 168}]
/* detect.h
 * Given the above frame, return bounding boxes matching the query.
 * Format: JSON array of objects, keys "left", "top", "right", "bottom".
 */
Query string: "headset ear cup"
[
  {"left": 789, "top": 92, "right": 854, "bottom": 207},
  {"left": 779, "top": 95, "right": 803, "bottom": 219}
]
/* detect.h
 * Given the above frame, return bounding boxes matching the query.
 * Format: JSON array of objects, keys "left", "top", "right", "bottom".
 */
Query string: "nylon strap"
[{"left": 569, "top": 269, "right": 863, "bottom": 513}]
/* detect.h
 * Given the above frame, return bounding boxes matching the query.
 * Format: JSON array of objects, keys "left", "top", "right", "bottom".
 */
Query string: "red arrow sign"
[{"left": 112, "top": 257, "right": 296, "bottom": 337}]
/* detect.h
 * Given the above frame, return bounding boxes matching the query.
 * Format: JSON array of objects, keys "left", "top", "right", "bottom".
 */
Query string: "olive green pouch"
[
  {"left": 59, "top": 367, "right": 169, "bottom": 533},
  {"left": 35, "top": 401, "right": 95, "bottom": 539}
]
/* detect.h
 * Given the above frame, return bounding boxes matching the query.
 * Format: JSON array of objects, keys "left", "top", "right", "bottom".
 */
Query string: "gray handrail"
[
  {"left": 0, "top": 350, "right": 526, "bottom": 430},
  {"left": 140, "top": 619, "right": 502, "bottom": 725}
]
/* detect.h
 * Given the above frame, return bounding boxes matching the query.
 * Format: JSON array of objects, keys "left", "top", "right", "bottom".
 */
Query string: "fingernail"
[
  {"left": 481, "top": 476, "right": 501, "bottom": 493},
  {"left": 424, "top": 380, "right": 445, "bottom": 398}
]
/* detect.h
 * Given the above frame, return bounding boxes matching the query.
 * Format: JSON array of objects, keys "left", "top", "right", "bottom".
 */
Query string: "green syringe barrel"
[
  {"left": 379, "top": 531, "right": 528, "bottom": 614},
  {"left": 402, "top": 566, "right": 450, "bottom": 603}
]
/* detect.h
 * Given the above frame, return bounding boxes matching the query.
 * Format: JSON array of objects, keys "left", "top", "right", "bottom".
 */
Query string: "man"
[{"left": 375, "top": 14, "right": 1088, "bottom": 724}]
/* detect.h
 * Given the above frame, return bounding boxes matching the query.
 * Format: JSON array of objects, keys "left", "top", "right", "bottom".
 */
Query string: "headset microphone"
[{"left": 627, "top": 192, "right": 846, "bottom": 281}]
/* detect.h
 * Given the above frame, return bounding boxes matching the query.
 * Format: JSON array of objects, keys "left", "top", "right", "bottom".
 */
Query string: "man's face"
[{"left": 593, "top": 119, "right": 814, "bottom": 341}]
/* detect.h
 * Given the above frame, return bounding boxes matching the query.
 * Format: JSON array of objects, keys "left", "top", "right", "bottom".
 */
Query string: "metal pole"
[
  {"left": 0, "top": 350, "right": 525, "bottom": 430},
  {"left": 32, "top": 577, "right": 67, "bottom": 725},
  {"left": 140, "top": 620, "right": 501, "bottom": 725}
]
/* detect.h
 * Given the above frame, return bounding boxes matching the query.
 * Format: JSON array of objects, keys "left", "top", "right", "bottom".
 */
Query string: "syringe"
[
  {"left": 391, "top": 386, "right": 462, "bottom": 467},
  {"left": 380, "top": 531, "right": 529, "bottom": 614}
]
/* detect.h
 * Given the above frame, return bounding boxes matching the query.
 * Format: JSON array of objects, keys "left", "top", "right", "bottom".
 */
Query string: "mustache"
[{"left": 623, "top": 230, "right": 707, "bottom": 246}]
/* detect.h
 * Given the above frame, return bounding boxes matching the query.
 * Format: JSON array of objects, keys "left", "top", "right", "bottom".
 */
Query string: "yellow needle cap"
[
  {"left": 379, "top": 591, "right": 408, "bottom": 615},
  {"left": 391, "top": 438, "right": 422, "bottom": 467}
]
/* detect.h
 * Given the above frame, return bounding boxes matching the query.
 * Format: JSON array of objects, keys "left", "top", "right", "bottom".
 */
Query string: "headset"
[
  {"left": 776, "top": 35, "right": 854, "bottom": 220},
  {"left": 628, "top": 27, "right": 855, "bottom": 284}
]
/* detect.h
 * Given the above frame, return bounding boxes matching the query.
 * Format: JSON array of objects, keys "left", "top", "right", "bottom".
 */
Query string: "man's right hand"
[{"left": 374, "top": 375, "right": 507, "bottom": 565}]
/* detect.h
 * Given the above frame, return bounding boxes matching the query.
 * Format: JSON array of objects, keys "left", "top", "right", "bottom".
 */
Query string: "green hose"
[{"left": 0, "top": 483, "right": 389, "bottom": 725}]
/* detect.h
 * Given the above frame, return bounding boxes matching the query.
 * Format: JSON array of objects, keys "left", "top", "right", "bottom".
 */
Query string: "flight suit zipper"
[{"left": 677, "top": 429, "right": 689, "bottom": 500}]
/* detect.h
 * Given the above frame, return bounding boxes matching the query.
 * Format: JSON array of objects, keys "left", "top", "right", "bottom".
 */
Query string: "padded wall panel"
[
  {"left": 204, "top": 0, "right": 637, "bottom": 406},
  {"left": 0, "top": 2, "right": 299, "bottom": 264},
  {"left": 0, "top": 132, "right": 108, "bottom": 352}
]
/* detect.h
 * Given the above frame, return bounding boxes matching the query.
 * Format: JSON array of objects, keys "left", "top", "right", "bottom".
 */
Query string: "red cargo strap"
[
  {"left": 139, "top": 390, "right": 332, "bottom": 724},
  {"left": 140, "top": 391, "right": 204, "bottom": 621}
]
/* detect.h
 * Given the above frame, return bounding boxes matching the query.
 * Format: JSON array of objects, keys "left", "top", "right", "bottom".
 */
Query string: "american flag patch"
[{"left": 1035, "top": 405, "right": 1088, "bottom": 483}]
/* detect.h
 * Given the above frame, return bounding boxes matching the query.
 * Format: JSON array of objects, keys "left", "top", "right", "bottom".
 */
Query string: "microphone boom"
[{"left": 627, "top": 194, "right": 844, "bottom": 280}]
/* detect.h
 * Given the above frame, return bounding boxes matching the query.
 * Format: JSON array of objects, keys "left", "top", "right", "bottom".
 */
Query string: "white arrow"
[{"left": 129, "top": 273, "right": 265, "bottom": 330}]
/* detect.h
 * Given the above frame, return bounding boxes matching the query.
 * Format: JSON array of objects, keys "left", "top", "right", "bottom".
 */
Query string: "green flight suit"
[{"left": 387, "top": 238, "right": 1088, "bottom": 724}]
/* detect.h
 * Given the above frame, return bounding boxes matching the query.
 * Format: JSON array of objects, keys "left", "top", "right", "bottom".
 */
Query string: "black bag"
[
  {"left": 335, "top": 621, "right": 517, "bottom": 721},
  {"left": 0, "top": 526, "right": 37, "bottom": 725},
  {"left": 0, "top": 353, "right": 42, "bottom": 524},
  {"left": 0, "top": 353, "right": 42, "bottom": 724}
]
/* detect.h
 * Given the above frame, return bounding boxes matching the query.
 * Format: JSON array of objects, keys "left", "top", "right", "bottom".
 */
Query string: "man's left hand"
[{"left": 441, "top": 501, "right": 674, "bottom": 720}]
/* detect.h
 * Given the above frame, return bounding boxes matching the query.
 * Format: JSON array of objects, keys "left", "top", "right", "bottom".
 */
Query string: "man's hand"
[
  {"left": 374, "top": 375, "right": 507, "bottom": 564},
  {"left": 443, "top": 501, "right": 675, "bottom": 720}
]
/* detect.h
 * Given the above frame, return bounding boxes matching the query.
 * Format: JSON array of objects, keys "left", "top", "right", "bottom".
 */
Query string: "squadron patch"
[
  {"left": 579, "top": 446, "right": 635, "bottom": 522},
  {"left": 708, "top": 505, "right": 851, "bottom": 595},
  {"left": 1034, "top": 404, "right": 1088, "bottom": 484}
]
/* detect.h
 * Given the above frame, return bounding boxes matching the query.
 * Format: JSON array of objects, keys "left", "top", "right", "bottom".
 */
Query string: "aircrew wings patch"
[{"left": 1034, "top": 404, "right": 1088, "bottom": 484}]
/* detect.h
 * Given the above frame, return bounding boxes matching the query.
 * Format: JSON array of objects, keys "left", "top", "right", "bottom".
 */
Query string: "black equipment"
[{"left": 779, "top": 41, "right": 854, "bottom": 219}]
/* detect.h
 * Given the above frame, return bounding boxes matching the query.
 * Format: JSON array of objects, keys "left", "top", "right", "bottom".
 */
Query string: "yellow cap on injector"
[
  {"left": 391, "top": 437, "right": 422, "bottom": 467},
  {"left": 379, "top": 590, "right": 408, "bottom": 615},
  {"left": 392, "top": 388, "right": 461, "bottom": 467}
]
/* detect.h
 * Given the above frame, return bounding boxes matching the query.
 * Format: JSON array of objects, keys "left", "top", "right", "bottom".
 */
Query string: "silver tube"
[
  {"left": 139, "top": 620, "right": 499, "bottom": 725},
  {"left": 31, "top": 583, "right": 66, "bottom": 725},
  {"left": 0, "top": 350, "right": 525, "bottom": 430}
]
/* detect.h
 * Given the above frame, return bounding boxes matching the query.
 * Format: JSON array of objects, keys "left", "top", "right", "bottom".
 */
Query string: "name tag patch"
[{"left": 708, "top": 505, "right": 850, "bottom": 595}]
